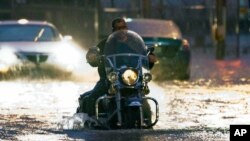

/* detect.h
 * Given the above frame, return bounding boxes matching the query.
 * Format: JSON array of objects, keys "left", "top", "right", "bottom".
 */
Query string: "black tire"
[
  {"left": 77, "top": 96, "right": 90, "bottom": 114},
  {"left": 76, "top": 107, "right": 80, "bottom": 113},
  {"left": 178, "top": 66, "right": 190, "bottom": 80},
  {"left": 143, "top": 100, "right": 152, "bottom": 128},
  {"left": 125, "top": 107, "right": 141, "bottom": 129}
]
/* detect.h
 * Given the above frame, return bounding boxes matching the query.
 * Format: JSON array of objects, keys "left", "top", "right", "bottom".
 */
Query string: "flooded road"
[
  {"left": 0, "top": 80, "right": 235, "bottom": 141},
  {"left": 1, "top": 49, "right": 250, "bottom": 141}
]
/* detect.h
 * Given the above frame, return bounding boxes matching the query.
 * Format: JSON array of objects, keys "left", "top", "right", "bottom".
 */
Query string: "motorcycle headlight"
[
  {"left": 108, "top": 72, "right": 118, "bottom": 83},
  {"left": 122, "top": 69, "right": 138, "bottom": 86}
]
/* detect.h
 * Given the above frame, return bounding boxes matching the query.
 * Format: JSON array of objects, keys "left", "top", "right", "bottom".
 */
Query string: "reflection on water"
[
  {"left": 191, "top": 49, "right": 250, "bottom": 86},
  {"left": 1, "top": 79, "right": 247, "bottom": 140},
  {"left": 158, "top": 85, "right": 250, "bottom": 129},
  {"left": 215, "top": 60, "right": 242, "bottom": 84},
  {"left": 1, "top": 49, "right": 250, "bottom": 140}
]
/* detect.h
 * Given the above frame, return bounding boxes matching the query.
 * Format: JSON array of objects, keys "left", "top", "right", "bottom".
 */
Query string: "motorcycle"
[{"left": 81, "top": 30, "right": 159, "bottom": 129}]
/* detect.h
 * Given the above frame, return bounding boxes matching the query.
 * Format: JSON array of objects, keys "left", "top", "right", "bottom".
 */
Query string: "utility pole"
[
  {"left": 111, "top": 0, "right": 114, "bottom": 8},
  {"left": 94, "top": 0, "right": 99, "bottom": 43},
  {"left": 11, "top": 0, "right": 15, "bottom": 18},
  {"left": 142, "top": 0, "right": 151, "bottom": 18},
  {"left": 159, "top": 0, "right": 165, "bottom": 18},
  {"left": 236, "top": 0, "right": 240, "bottom": 58},
  {"left": 215, "top": 0, "right": 226, "bottom": 60}
]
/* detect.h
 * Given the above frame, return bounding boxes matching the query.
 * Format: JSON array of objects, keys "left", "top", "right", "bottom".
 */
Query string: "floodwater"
[{"left": 1, "top": 48, "right": 250, "bottom": 141}]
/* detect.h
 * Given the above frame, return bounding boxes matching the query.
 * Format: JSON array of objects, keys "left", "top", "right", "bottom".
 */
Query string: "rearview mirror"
[{"left": 146, "top": 45, "right": 155, "bottom": 55}]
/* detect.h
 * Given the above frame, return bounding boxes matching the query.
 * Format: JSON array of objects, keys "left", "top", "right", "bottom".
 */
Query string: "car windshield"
[
  {"left": 0, "top": 24, "right": 60, "bottom": 42},
  {"left": 126, "top": 19, "right": 182, "bottom": 39}
]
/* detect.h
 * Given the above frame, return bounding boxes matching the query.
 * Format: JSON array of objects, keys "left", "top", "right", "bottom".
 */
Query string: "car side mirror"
[{"left": 181, "top": 39, "right": 190, "bottom": 50}]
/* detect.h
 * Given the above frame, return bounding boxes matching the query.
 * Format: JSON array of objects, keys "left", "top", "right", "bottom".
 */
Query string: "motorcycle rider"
[{"left": 77, "top": 18, "right": 157, "bottom": 121}]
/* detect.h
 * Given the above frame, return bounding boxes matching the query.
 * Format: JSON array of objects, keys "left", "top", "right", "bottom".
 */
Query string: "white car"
[{"left": 0, "top": 19, "right": 84, "bottom": 73}]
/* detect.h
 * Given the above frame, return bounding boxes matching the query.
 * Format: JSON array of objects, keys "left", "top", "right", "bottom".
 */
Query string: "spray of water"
[
  {"left": 58, "top": 113, "right": 88, "bottom": 129},
  {"left": 0, "top": 43, "right": 98, "bottom": 81},
  {"left": 0, "top": 47, "right": 20, "bottom": 73}
]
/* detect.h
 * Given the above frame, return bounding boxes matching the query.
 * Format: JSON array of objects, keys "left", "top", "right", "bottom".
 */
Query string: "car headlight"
[
  {"left": 108, "top": 72, "right": 118, "bottom": 83},
  {"left": 0, "top": 64, "right": 9, "bottom": 73},
  {"left": 122, "top": 69, "right": 138, "bottom": 86}
]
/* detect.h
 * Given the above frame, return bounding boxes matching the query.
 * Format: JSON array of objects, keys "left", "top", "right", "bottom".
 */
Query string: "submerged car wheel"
[
  {"left": 175, "top": 53, "right": 191, "bottom": 80},
  {"left": 179, "top": 72, "right": 190, "bottom": 80},
  {"left": 178, "top": 66, "right": 190, "bottom": 80}
]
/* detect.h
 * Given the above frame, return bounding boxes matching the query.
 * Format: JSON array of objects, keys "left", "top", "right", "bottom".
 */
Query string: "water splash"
[
  {"left": 58, "top": 113, "right": 93, "bottom": 130},
  {"left": 0, "top": 47, "right": 20, "bottom": 73}
]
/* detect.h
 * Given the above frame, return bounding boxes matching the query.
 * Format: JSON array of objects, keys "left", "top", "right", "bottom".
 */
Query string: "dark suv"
[{"left": 126, "top": 18, "right": 191, "bottom": 80}]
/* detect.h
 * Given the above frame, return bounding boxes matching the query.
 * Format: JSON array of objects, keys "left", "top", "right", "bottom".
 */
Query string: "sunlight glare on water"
[
  {"left": 148, "top": 82, "right": 169, "bottom": 129},
  {"left": 155, "top": 83, "right": 250, "bottom": 130},
  {"left": 17, "top": 134, "right": 70, "bottom": 141},
  {"left": 0, "top": 81, "right": 82, "bottom": 124},
  {"left": 1, "top": 47, "right": 250, "bottom": 137}
]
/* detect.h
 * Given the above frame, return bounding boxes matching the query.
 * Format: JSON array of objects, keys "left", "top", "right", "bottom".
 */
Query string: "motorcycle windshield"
[{"left": 104, "top": 30, "right": 149, "bottom": 70}]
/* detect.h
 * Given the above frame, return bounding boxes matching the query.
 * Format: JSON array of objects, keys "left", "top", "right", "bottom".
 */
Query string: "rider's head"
[{"left": 112, "top": 18, "right": 128, "bottom": 32}]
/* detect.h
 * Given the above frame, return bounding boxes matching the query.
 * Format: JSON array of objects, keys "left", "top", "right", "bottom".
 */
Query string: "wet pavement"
[{"left": 0, "top": 48, "right": 250, "bottom": 141}]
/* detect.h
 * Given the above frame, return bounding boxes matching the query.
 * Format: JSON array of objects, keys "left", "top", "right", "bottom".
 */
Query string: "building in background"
[{"left": 0, "top": 0, "right": 249, "bottom": 52}]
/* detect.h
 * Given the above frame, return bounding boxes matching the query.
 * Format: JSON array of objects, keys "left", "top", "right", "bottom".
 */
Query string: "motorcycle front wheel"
[{"left": 124, "top": 107, "right": 141, "bottom": 129}]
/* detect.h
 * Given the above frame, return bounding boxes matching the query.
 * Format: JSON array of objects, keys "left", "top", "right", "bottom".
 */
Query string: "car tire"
[{"left": 178, "top": 66, "right": 190, "bottom": 80}]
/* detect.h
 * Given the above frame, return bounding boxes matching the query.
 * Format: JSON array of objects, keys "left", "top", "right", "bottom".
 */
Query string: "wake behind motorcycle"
[{"left": 78, "top": 30, "right": 159, "bottom": 129}]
